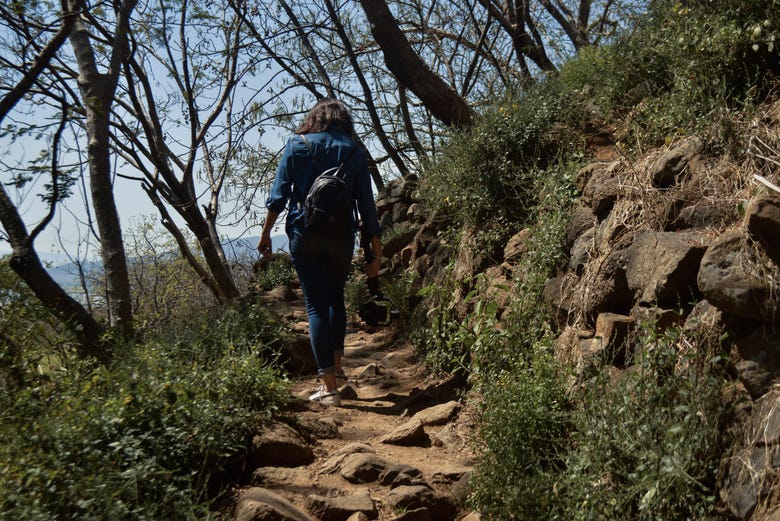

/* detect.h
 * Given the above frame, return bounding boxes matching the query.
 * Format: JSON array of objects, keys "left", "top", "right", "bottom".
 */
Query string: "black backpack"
[{"left": 300, "top": 135, "right": 357, "bottom": 235}]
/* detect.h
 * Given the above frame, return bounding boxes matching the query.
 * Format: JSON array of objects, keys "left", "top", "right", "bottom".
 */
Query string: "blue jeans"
[{"left": 289, "top": 227, "right": 354, "bottom": 375}]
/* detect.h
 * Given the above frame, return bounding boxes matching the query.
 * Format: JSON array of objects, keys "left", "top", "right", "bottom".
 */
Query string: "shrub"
[
  {"left": 618, "top": 0, "right": 780, "bottom": 146},
  {"left": 0, "top": 257, "right": 75, "bottom": 391},
  {"left": 418, "top": 84, "right": 583, "bottom": 252},
  {"left": 549, "top": 325, "right": 732, "bottom": 521},
  {"left": 470, "top": 344, "right": 570, "bottom": 519},
  {"left": 412, "top": 279, "right": 497, "bottom": 376},
  {"left": 556, "top": 43, "right": 667, "bottom": 123},
  {"left": 468, "top": 161, "right": 575, "bottom": 518},
  {"left": 255, "top": 255, "right": 297, "bottom": 291},
  {"left": 0, "top": 304, "right": 289, "bottom": 520}
]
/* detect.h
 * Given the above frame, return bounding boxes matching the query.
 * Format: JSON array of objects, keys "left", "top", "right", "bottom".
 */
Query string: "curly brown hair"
[{"left": 295, "top": 97, "right": 355, "bottom": 135}]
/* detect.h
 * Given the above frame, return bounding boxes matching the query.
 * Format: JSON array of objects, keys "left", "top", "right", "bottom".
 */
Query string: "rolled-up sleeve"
[
  {"left": 355, "top": 154, "right": 381, "bottom": 237},
  {"left": 265, "top": 139, "right": 295, "bottom": 213}
]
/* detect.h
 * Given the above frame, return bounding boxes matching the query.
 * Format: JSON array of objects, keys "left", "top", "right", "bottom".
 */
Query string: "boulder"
[
  {"left": 648, "top": 136, "right": 703, "bottom": 188},
  {"left": 721, "top": 391, "right": 780, "bottom": 520},
  {"left": 384, "top": 229, "right": 417, "bottom": 260},
  {"left": 410, "top": 401, "right": 460, "bottom": 426},
  {"left": 380, "top": 419, "right": 430, "bottom": 447},
  {"left": 340, "top": 453, "right": 391, "bottom": 483},
  {"left": 734, "top": 328, "right": 780, "bottom": 400},
  {"left": 553, "top": 326, "right": 595, "bottom": 365},
  {"left": 249, "top": 422, "right": 313, "bottom": 468},
  {"left": 393, "top": 203, "right": 411, "bottom": 223},
  {"left": 569, "top": 226, "right": 595, "bottom": 274},
  {"left": 745, "top": 194, "right": 780, "bottom": 263},
  {"left": 698, "top": 231, "right": 780, "bottom": 323},
  {"left": 503, "top": 228, "right": 532, "bottom": 264},
  {"left": 319, "top": 442, "right": 376, "bottom": 475},
  {"left": 670, "top": 203, "right": 732, "bottom": 231},
  {"left": 407, "top": 203, "right": 426, "bottom": 223},
  {"left": 385, "top": 486, "right": 456, "bottom": 521},
  {"left": 579, "top": 249, "right": 633, "bottom": 319},
  {"left": 449, "top": 471, "right": 474, "bottom": 506},
  {"left": 543, "top": 272, "right": 581, "bottom": 322},
  {"left": 379, "top": 464, "right": 427, "bottom": 487},
  {"left": 295, "top": 414, "right": 341, "bottom": 440},
  {"left": 385, "top": 486, "right": 437, "bottom": 511},
  {"left": 251, "top": 467, "right": 311, "bottom": 488},
  {"left": 632, "top": 306, "right": 682, "bottom": 333},
  {"left": 581, "top": 161, "right": 625, "bottom": 218},
  {"left": 234, "top": 487, "right": 315, "bottom": 521},
  {"left": 452, "top": 228, "right": 494, "bottom": 282},
  {"left": 281, "top": 333, "right": 318, "bottom": 375},
  {"left": 431, "top": 424, "right": 462, "bottom": 449},
  {"left": 305, "top": 491, "right": 378, "bottom": 521},
  {"left": 594, "top": 312, "right": 633, "bottom": 367},
  {"left": 572, "top": 337, "right": 608, "bottom": 373},
  {"left": 625, "top": 231, "right": 707, "bottom": 307},
  {"left": 574, "top": 161, "right": 610, "bottom": 193},
  {"left": 564, "top": 203, "right": 596, "bottom": 250},
  {"left": 594, "top": 200, "right": 637, "bottom": 254}
]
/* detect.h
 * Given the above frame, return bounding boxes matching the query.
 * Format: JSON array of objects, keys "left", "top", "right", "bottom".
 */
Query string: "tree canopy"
[{"left": 0, "top": 0, "right": 641, "bottom": 358}]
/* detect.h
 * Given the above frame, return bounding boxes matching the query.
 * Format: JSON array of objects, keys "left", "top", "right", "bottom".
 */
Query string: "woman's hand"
[
  {"left": 365, "top": 235, "right": 383, "bottom": 277},
  {"left": 257, "top": 236, "right": 272, "bottom": 257},
  {"left": 258, "top": 210, "right": 280, "bottom": 258}
]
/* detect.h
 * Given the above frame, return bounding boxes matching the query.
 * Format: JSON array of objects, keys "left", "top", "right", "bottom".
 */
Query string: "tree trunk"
[
  {"left": 0, "top": 0, "right": 109, "bottom": 362},
  {"left": 358, "top": 0, "right": 473, "bottom": 128},
  {"left": 0, "top": 187, "right": 108, "bottom": 363},
  {"left": 182, "top": 202, "right": 242, "bottom": 302},
  {"left": 68, "top": 0, "right": 137, "bottom": 336}
]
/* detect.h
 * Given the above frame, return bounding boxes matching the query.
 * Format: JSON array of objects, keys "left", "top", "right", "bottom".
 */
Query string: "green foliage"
[
  {"left": 413, "top": 277, "right": 507, "bottom": 375},
  {"left": 556, "top": 43, "right": 665, "bottom": 122},
  {"left": 466, "top": 164, "right": 574, "bottom": 517},
  {"left": 470, "top": 345, "right": 570, "bottom": 519},
  {"left": 0, "top": 257, "right": 75, "bottom": 390},
  {"left": 123, "top": 219, "right": 222, "bottom": 335},
  {"left": 255, "top": 256, "right": 297, "bottom": 292},
  {"left": 472, "top": 162, "right": 576, "bottom": 378},
  {"left": 551, "top": 0, "right": 780, "bottom": 151},
  {"left": 0, "top": 303, "right": 289, "bottom": 520},
  {"left": 598, "top": 0, "right": 777, "bottom": 146},
  {"left": 550, "top": 327, "right": 731, "bottom": 521},
  {"left": 346, "top": 263, "right": 417, "bottom": 330},
  {"left": 418, "top": 14, "right": 753, "bottom": 240},
  {"left": 418, "top": 84, "right": 583, "bottom": 249},
  {"left": 414, "top": 1, "right": 769, "bottom": 519},
  {"left": 159, "top": 303, "right": 289, "bottom": 365}
]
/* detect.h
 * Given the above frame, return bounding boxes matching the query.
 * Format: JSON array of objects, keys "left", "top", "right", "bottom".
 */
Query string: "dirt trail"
[{"left": 243, "top": 291, "right": 480, "bottom": 520}]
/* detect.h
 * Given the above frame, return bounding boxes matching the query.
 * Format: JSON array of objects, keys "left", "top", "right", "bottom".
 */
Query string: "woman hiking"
[{"left": 258, "top": 98, "right": 383, "bottom": 406}]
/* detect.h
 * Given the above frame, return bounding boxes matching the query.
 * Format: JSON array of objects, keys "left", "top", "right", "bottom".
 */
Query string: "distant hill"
[
  {"left": 0, "top": 235, "right": 289, "bottom": 294},
  {"left": 223, "top": 235, "right": 289, "bottom": 260}
]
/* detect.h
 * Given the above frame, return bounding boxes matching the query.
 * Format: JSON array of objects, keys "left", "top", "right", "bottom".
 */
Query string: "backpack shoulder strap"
[{"left": 299, "top": 134, "right": 322, "bottom": 173}]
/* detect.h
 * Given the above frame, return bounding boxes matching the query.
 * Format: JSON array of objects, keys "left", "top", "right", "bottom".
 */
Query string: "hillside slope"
[{"left": 367, "top": 96, "right": 780, "bottom": 520}]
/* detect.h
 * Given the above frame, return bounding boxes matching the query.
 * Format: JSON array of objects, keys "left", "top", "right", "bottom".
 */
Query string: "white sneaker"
[{"left": 309, "top": 386, "right": 341, "bottom": 406}]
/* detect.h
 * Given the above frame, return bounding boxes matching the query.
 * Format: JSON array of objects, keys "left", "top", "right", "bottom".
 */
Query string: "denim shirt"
[{"left": 266, "top": 129, "right": 381, "bottom": 238}]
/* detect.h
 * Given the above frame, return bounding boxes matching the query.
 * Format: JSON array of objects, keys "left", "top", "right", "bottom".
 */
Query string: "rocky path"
[{"left": 229, "top": 290, "right": 480, "bottom": 521}]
